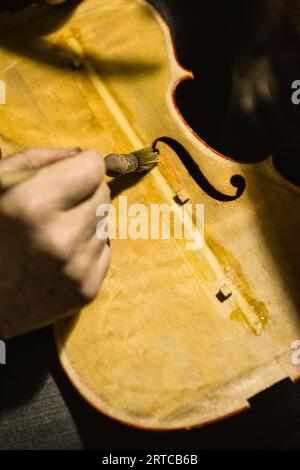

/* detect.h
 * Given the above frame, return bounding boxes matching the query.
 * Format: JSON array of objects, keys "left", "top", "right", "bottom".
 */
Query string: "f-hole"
[{"left": 154, "top": 137, "right": 246, "bottom": 202}]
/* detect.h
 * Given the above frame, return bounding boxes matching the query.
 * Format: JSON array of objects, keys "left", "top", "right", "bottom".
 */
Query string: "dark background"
[{"left": 0, "top": 0, "right": 300, "bottom": 450}]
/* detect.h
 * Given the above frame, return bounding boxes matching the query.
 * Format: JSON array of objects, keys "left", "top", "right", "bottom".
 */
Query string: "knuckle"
[
  {"left": 80, "top": 284, "right": 98, "bottom": 304},
  {"left": 21, "top": 194, "right": 49, "bottom": 223},
  {"left": 64, "top": 251, "right": 88, "bottom": 284},
  {"left": 0, "top": 190, "right": 46, "bottom": 223},
  {"left": 77, "top": 247, "right": 111, "bottom": 303},
  {"left": 84, "top": 149, "right": 105, "bottom": 182},
  {"left": 17, "top": 149, "right": 38, "bottom": 169},
  {"left": 40, "top": 225, "right": 73, "bottom": 260},
  {"left": 80, "top": 273, "right": 104, "bottom": 304}
]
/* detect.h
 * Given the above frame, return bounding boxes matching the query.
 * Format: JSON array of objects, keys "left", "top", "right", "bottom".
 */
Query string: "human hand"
[{"left": 0, "top": 147, "right": 111, "bottom": 339}]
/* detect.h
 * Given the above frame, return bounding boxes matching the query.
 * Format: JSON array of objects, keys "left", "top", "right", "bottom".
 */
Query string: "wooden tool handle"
[
  {"left": 0, "top": 155, "right": 138, "bottom": 191},
  {"left": 0, "top": 134, "right": 140, "bottom": 191},
  {"left": 0, "top": 134, "right": 155, "bottom": 191}
]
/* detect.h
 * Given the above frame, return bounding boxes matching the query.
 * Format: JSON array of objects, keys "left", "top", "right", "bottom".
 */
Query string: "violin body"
[{"left": 1, "top": 0, "right": 300, "bottom": 429}]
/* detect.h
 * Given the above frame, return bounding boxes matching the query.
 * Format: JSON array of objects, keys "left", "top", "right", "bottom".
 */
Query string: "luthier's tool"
[{"left": 0, "top": 147, "right": 160, "bottom": 191}]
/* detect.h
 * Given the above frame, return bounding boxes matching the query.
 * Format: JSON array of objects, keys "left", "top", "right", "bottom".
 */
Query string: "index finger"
[{"left": 33, "top": 148, "right": 106, "bottom": 209}]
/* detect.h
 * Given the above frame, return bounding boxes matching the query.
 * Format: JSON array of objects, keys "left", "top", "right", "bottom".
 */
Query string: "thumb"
[{"left": 0, "top": 147, "right": 81, "bottom": 173}]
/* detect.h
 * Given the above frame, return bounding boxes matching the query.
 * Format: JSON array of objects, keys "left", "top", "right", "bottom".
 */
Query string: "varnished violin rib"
[{"left": 1, "top": 0, "right": 300, "bottom": 429}]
